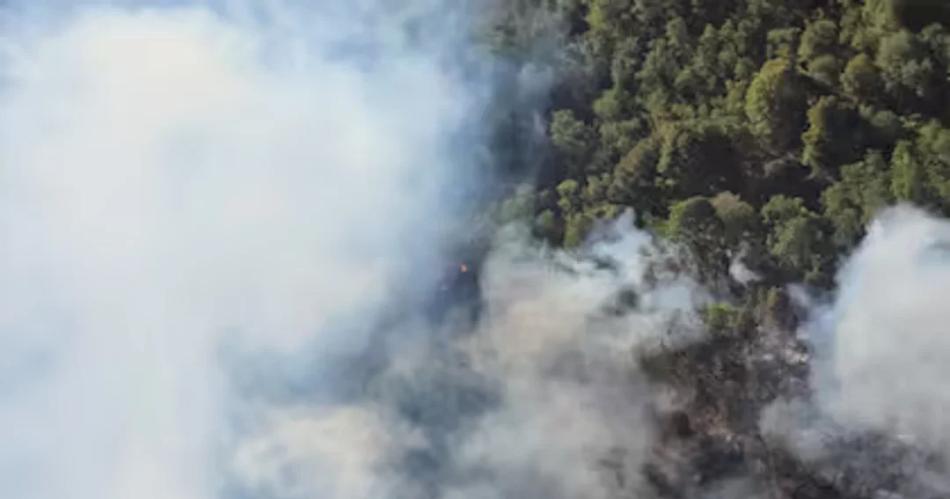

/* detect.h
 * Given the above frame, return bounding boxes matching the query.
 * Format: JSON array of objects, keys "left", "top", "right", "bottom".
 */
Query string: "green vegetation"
[
  {"left": 478, "top": 2, "right": 950, "bottom": 495},
  {"left": 492, "top": 0, "right": 950, "bottom": 290}
]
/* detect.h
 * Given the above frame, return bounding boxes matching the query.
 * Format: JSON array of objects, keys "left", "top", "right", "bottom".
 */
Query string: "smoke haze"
[
  {"left": 0, "top": 2, "right": 473, "bottom": 498},
  {"left": 5, "top": 2, "right": 950, "bottom": 499}
]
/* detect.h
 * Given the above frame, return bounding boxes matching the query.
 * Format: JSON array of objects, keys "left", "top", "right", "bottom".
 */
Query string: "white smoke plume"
[
  {"left": 438, "top": 217, "right": 709, "bottom": 499},
  {"left": 760, "top": 205, "right": 950, "bottom": 496},
  {"left": 812, "top": 205, "right": 950, "bottom": 454},
  {"left": 0, "top": 2, "right": 721, "bottom": 499},
  {"left": 0, "top": 2, "right": 474, "bottom": 498}
]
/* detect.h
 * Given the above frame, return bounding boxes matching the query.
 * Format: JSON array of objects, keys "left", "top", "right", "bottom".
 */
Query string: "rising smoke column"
[
  {"left": 813, "top": 205, "right": 950, "bottom": 453},
  {"left": 760, "top": 205, "right": 950, "bottom": 497}
]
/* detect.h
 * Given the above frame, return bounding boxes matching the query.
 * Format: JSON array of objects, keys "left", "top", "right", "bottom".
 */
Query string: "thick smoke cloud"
[
  {"left": 443, "top": 219, "right": 708, "bottom": 499},
  {"left": 761, "top": 205, "right": 950, "bottom": 497},
  {"left": 811, "top": 205, "right": 950, "bottom": 455},
  {"left": 0, "top": 2, "right": 703, "bottom": 499},
  {"left": 0, "top": 2, "right": 474, "bottom": 498}
]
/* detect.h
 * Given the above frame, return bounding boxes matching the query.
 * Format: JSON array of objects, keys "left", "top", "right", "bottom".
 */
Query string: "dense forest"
[
  {"left": 493, "top": 0, "right": 950, "bottom": 284},
  {"left": 478, "top": 0, "right": 950, "bottom": 497}
]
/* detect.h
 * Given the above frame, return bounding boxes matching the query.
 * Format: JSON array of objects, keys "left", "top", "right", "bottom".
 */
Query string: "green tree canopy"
[{"left": 745, "top": 58, "right": 807, "bottom": 151}]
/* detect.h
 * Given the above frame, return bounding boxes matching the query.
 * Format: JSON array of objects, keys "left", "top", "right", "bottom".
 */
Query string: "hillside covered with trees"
[
  {"left": 494, "top": 0, "right": 950, "bottom": 283},
  {"left": 482, "top": 1, "right": 950, "bottom": 497}
]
